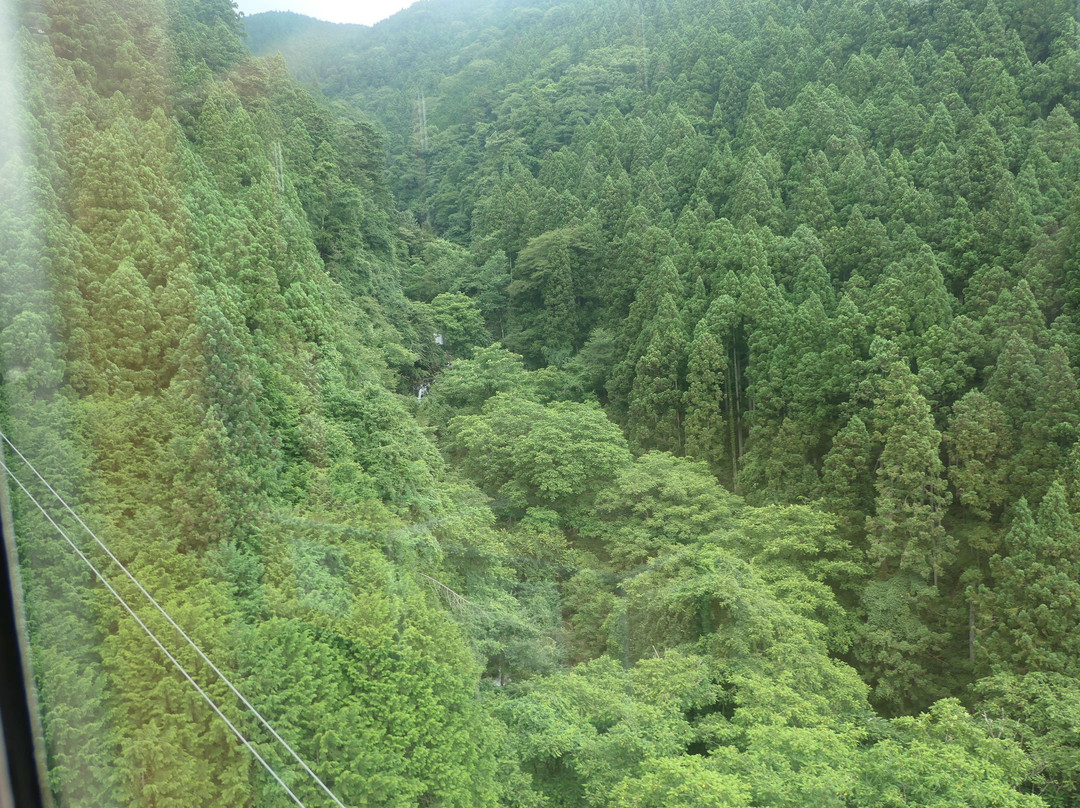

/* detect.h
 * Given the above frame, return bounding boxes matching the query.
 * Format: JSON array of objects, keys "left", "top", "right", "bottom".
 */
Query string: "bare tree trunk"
[
  {"left": 969, "top": 601, "right": 976, "bottom": 664},
  {"left": 726, "top": 358, "right": 738, "bottom": 490},
  {"left": 733, "top": 347, "right": 744, "bottom": 460}
]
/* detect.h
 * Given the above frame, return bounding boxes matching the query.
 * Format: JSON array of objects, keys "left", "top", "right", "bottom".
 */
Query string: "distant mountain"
[{"left": 243, "top": 11, "right": 368, "bottom": 79}]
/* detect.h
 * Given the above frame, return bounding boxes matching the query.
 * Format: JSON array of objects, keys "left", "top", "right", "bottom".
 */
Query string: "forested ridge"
[{"left": 1, "top": 0, "right": 1078, "bottom": 804}]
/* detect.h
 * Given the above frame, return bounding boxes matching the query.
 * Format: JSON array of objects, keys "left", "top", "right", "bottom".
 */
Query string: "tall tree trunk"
[{"left": 968, "top": 601, "right": 976, "bottom": 664}]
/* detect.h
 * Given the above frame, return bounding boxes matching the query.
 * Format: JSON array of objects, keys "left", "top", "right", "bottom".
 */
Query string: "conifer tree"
[
  {"left": 976, "top": 485, "right": 1080, "bottom": 676},
  {"left": 684, "top": 297, "right": 730, "bottom": 478},
  {"left": 820, "top": 415, "right": 874, "bottom": 537},
  {"left": 945, "top": 390, "right": 1011, "bottom": 519},
  {"left": 866, "top": 361, "right": 953, "bottom": 585},
  {"left": 628, "top": 294, "right": 688, "bottom": 454}
]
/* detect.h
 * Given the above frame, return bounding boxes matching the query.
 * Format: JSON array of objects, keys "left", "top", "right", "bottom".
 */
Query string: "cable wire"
[
  {"left": 0, "top": 431, "right": 348, "bottom": 808},
  {"left": 0, "top": 456, "right": 310, "bottom": 808}
]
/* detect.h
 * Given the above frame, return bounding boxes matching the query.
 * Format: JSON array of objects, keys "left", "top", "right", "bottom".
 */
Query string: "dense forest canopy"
[{"left": 1, "top": 0, "right": 1079, "bottom": 804}]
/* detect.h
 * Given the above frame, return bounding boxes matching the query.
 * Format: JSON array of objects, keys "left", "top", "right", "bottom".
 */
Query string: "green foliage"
[
  {"left": 973, "top": 672, "right": 1080, "bottom": 806},
  {"left": 945, "top": 391, "right": 1012, "bottom": 519},
  {"left": 428, "top": 291, "right": 491, "bottom": 358},
  {"left": 422, "top": 343, "right": 531, "bottom": 425},
  {"left": 627, "top": 294, "right": 688, "bottom": 454},
  {"left": 855, "top": 575, "right": 950, "bottom": 713},
  {"left": 866, "top": 360, "right": 953, "bottom": 584},
  {"left": 854, "top": 699, "right": 1044, "bottom": 807},
  {"left": 974, "top": 485, "right": 1080, "bottom": 677},
  {"left": 507, "top": 226, "right": 601, "bottom": 366},
  {"left": 9, "top": 0, "right": 1080, "bottom": 802},
  {"left": 447, "top": 393, "right": 631, "bottom": 520},
  {"left": 4, "top": 2, "right": 500, "bottom": 803},
  {"left": 589, "top": 452, "right": 737, "bottom": 572},
  {"left": 608, "top": 756, "right": 750, "bottom": 808}
]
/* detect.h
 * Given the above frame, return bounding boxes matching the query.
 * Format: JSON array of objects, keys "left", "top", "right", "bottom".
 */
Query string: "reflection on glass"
[{"left": 2, "top": 0, "right": 1078, "bottom": 806}]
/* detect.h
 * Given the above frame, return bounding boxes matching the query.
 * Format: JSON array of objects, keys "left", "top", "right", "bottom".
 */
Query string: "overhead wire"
[
  {"left": 0, "top": 431, "right": 348, "bottom": 808},
  {"left": 0, "top": 454, "right": 312, "bottom": 808}
]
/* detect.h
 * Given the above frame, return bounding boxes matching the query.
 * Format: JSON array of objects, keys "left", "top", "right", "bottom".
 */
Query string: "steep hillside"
[
  {"left": 3, "top": 0, "right": 1079, "bottom": 805},
  {"left": 252, "top": 0, "right": 1080, "bottom": 801},
  {"left": 242, "top": 11, "right": 364, "bottom": 83},
  {"left": 2, "top": 0, "right": 498, "bottom": 804}
]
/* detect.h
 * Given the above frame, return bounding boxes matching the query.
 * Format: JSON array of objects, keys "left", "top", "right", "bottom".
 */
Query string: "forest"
[{"left": 1, "top": 0, "right": 1079, "bottom": 804}]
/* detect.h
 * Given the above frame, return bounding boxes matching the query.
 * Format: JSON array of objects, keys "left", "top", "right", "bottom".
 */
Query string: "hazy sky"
[{"left": 234, "top": 0, "right": 420, "bottom": 26}]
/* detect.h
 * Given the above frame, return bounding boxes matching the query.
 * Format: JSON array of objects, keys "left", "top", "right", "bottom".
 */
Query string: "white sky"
[{"left": 235, "top": 0, "right": 420, "bottom": 26}]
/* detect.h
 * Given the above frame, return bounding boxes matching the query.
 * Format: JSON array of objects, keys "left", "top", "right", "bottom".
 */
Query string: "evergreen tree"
[
  {"left": 628, "top": 294, "right": 688, "bottom": 454},
  {"left": 976, "top": 486, "right": 1080, "bottom": 676},
  {"left": 866, "top": 361, "right": 953, "bottom": 585},
  {"left": 944, "top": 390, "right": 1011, "bottom": 519},
  {"left": 683, "top": 297, "right": 730, "bottom": 478}
]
